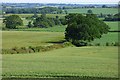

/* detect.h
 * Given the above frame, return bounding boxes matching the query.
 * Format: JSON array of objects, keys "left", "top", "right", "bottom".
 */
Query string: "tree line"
[
  {"left": 3, "top": 14, "right": 66, "bottom": 29},
  {"left": 3, "top": 7, "right": 63, "bottom": 14}
]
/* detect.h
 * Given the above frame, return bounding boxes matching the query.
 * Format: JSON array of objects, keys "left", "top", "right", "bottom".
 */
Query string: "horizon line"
[{"left": 0, "top": 2, "right": 119, "bottom": 4}]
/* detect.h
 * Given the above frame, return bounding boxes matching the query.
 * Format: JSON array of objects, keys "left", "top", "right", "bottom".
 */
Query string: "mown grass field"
[
  {"left": 67, "top": 8, "right": 118, "bottom": 14},
  {"left": 2, "top": 46, "right": 118, "bottom": 78}
]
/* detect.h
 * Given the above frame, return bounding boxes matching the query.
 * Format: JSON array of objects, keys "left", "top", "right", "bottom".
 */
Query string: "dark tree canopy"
[
  {"left": 65, "top": 14, "right": 109, "bottom": 46},
  {"left": 3, "top": 15, "right": 23, "bottom": 29},
  {"left": 33, "top": 14, "right": 54, "bottom": 28},
  {"left": 33, "top": 14, "right": 64, "bottom": 28},
  {"left": 87, "top": 9, "right": 93, "bottom": 14}
]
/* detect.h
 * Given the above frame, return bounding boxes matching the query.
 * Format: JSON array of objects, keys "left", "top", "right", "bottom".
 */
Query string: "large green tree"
[
  {"left": 3, "top": 15, "right": 23, "bottom": 29},
  {"left": 65, "top": 14, "right": 109, "bottom": 46}
]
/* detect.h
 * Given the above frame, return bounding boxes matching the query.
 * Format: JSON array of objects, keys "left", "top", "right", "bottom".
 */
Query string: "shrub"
[
  {"left": 95, "top": 43, "right": 100, "bottom": 46},
  {"left": 111, "top": 42, "right": 114, "bottom": 46},
  {"left": 63, "top": 42, "right": 73, "bottom": 47},
  {"left": 106, "top": 42, "right": 110, "bottom": 46},
  {"left": 12, "top": 46, "right": 18, "bottom": 51},
  {"left": 28, "top": 48, "right": 34, "bottom": 53}
]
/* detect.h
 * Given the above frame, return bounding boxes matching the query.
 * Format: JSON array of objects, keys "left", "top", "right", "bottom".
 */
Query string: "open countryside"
[{"left": 1, "top": 3, "right": 119, "bottom": 80}]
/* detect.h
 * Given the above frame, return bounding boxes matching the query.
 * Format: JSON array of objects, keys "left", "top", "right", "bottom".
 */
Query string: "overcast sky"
[{"left": 0, "top": 0, "right": 119, "bottom": 4}]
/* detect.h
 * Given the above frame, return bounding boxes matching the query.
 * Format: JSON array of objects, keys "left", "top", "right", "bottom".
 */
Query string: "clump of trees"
[
  {"left": 3, "top": 15, "right": 23, "bottom": 29},
  {"left": 65, "top": 14, "right": 109, "bottom": 46},
  {"left": 33, "top": 14, "right": 65, "bottom": 28}
]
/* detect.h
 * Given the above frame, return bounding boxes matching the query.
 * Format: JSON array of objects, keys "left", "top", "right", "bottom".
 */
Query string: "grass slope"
[{"left": 2, "top": 46, "right": 118, "bottom": 78}]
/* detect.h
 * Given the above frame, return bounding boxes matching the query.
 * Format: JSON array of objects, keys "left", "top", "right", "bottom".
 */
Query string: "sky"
[{"left": 0, "top": 0, "right": 119, "bottom": 4}]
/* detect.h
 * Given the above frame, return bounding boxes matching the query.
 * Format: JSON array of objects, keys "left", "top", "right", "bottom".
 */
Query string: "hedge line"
[
  {"left": 2, "top": 42, "right": 120, "bottom": 54},
  {"left": 2, "top": 42, "right": 72, "bottom": 54}
]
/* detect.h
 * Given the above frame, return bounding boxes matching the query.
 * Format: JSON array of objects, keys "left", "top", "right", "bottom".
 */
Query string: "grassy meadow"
[
  {"left": 2, "top": 26, "right": 119, "bottom": 78},
  {"left": 2, "top": 31, "right": 64, "bottom": 49},
  {"left": 2, "top": 21, "right": 119, "bottom": 49},
  {"left": 2, "top": 46, "right": 118, "bottom": 78},
  {"left": 1, "top": 8, "right": 119, "bottom": 79},
  {"left": 105, "top": 21, "right": 119, "bottom": 31}
]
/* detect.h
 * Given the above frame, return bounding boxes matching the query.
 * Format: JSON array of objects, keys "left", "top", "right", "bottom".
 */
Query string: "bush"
[
  {"left": 95, "top": 43, "right": 100, "bottom": 46},
  {"left": 106, "top": 42, "right": 110, "bottom": 46},
  {"left": 63, "top": 42, "right": 73, "bottom": 47},
  {"left": 111, "top": 42, "right": 114, "bottom": 46}
]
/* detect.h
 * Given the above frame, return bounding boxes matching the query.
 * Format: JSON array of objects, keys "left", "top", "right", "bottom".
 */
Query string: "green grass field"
[
  {"left": 105, "top": 21, "right": 119, "bottom": 31},
  {"left": 92, "top": 32, "right": 118, "bottom": 45},
  {"left": 2, "top": 31, "right": 118, "bottom": 49},
  {"left": 67, "top": 8, "right": 118, "bottom": 14},
  {"left": 2, "top": 31, "right": 64, "bottom": 49},
  {"left": 2, "top": 20, "right": 119, "bottom": 49},
  {"left": 2, "top": 46, "right": 118, "bottom": 78},
  {"left": 1, "top": 8, "right": 119, "bottom": 79}
]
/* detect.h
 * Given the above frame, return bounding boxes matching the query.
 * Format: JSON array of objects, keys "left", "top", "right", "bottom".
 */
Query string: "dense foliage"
[
  {"left": 65, "top": 14, "right": 109, "bottom": 46},
  {"left": 3, "top": 15, "right": 23, "bottom": 29},
  {"left": 33, "top": 14, "right": 65, "bottom": 28}
]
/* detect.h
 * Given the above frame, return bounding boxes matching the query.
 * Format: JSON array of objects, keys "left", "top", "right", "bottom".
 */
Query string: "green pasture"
[
  {"left": 67, "top": 8, "right": 118, "bottom": 14},
  {"left": 92, "top": 32, "right": 118, "bottom": 45},
  {"left": 2, "top": 31, "right": 64, "bottom": 49},
  {"left": 1, "top": 7, "right": 119, "bottom": 79},
  {"left": 2, "top": 31, "right": 118, "bottom": 49},
  {"left": 2, "top": 20, "right": 119, "bottom": 49},
  {"left": 105, "top": 21, "right": 119, "bottom": 31},
  {"left": 2, "top": 46, "right": 118, "bottom": 78}
]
